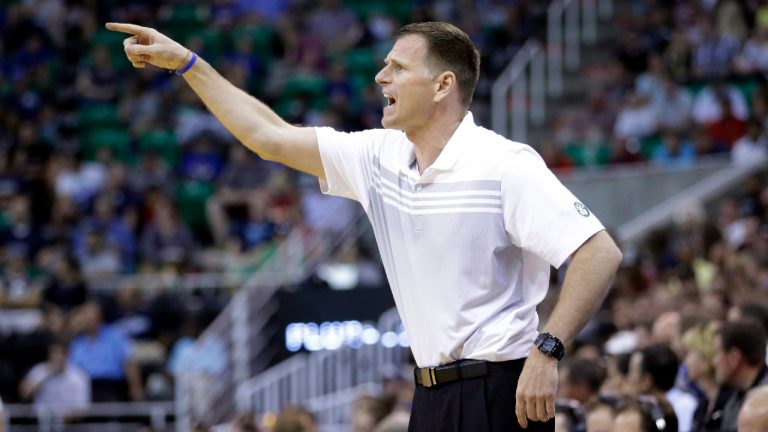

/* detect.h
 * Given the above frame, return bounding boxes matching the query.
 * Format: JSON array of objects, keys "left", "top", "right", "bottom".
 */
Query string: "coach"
[{"left": 106, "top": 20, "right": 622, "bottom": 431}]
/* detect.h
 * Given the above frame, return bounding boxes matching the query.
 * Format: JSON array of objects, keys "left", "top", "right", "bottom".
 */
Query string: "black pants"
[{"left": 408, "top": 358, "right": 555, "bottom": 432}]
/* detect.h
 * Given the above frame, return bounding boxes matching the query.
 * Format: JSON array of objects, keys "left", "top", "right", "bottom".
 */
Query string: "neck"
[
  {"left": 405, "top": 108, "right": 465, "bottom": 174},
  {"left": 696, "top": 378, "right": 719, "bottom": 400}
]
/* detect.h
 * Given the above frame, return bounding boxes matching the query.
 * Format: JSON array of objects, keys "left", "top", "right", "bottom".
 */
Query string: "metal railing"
[
  {"left": 174, "top": 206, "right": 369, "bottom": 431},
  {"left": 616, "top": 157, "right": 768, "bottom": 245},
  {"left": 492, "top": 0, "right": 613, "bottom": 142},
  {"left": 235, "top": 308, "right": 409, "bottom": 429},
  {"left": 4, "top": 401, "right": 174, "bottom": 432},
  {"left": 491, "top": 40, "right": 544, "bottom": 143}
]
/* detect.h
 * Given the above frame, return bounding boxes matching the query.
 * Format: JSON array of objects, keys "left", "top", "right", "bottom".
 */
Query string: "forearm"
[
  {"left": 542, "top": 230, "right": 622, "bottom": 344},
  {"left": 125, "top": 360, "right": 144, "bottom": 400},
  {"left": 182, "top": 58, "right": 287, "bottom": 159}
]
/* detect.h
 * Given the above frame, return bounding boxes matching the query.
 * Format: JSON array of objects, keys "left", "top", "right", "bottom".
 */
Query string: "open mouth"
[{"left": 383, "top": 94, "right": 396, "bottom": 109}]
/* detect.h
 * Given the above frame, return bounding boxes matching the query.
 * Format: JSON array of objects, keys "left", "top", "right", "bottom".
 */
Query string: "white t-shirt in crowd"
[
  {"left": 316, "top": 112, "right": 604, "bottom": 367},
  {"left": 23, "top": 362, "right": 90, "bottom": 415}
]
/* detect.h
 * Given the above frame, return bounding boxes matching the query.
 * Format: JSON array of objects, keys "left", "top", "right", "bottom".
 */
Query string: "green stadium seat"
[
  {"left": 345, "top": 48, "right": 378, "bottom": 77},
  {"left": 80, "top": 127, "right": 131, "bottom": 161},
  {"left": 79, "top": 104, "right": 121, "bottom": 129},
  {"left": 175, "top": 179, "right": 215, "bottom": 239},
  {"left": 138, "top": 129, "right": 179, "bottom": 168},
  {"left": 639, "top": 135, "right": 663, "bottom": 160}
]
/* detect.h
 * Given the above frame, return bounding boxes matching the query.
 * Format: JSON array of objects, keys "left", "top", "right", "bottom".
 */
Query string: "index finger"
[
  {"left": 515, "top": 396, "right": 528, "bottom": 429},
  {"left": 105, "top": 22, "right": 151, "bottom": 36}
]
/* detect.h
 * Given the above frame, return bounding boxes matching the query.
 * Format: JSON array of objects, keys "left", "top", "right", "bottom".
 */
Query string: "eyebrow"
[{"left": 383, "top": 56, "right": 404, "bottom": 66}]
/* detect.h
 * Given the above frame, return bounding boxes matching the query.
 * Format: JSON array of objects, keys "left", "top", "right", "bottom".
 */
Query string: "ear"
[{"left": 433, "top": 71, "right": 456, "bottom": 103}]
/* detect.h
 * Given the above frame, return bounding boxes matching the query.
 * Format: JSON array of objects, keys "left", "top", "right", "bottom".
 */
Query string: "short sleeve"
[
  {"left": 502, "top": 151, "right": 604, "bottom": 268},
  {"left": 24, "top": 364, "right": 48, "bottom": 388},
  {"left": 316, "top": 127, "right": 384, "bottom": 206}
]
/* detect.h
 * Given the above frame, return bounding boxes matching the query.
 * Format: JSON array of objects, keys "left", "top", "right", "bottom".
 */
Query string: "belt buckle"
[{"left": 419, "top": 367, "right": 437, "bottom": 387}]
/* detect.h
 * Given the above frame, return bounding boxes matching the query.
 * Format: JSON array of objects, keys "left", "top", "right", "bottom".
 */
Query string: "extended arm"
[
  {"left": 105, "top": 23, "right": 323, "bottom": 178},
  {"left": 515, "top": 229, "right": 622, "bottom": 428}
]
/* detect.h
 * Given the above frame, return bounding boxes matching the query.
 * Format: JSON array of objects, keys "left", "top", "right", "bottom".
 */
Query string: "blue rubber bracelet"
[{"left": 175, "top": 52, "right": 198, "bottom": 75}]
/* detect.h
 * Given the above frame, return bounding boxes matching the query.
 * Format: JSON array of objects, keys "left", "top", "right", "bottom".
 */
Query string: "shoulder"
[
  {"left": 66, "top": 363, "right": 90, "bottom": 380},
  {"left": 315, "top": 127, "right": 404, "bottom": 146},
  {"left": 27, "top": 363, "right": 48, "bottom": 378},
  {"left": 465, "top": 126, "right": 547, "bottom": 174}
]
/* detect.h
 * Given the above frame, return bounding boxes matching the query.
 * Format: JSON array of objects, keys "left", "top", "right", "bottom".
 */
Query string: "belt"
[{"left": 414, "top": 359, "right": 489, "bottom": 388}]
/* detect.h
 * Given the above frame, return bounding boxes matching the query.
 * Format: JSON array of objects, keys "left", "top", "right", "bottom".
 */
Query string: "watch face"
[{"left": 541, "top": 338, "right": 557, "bottom": 352}]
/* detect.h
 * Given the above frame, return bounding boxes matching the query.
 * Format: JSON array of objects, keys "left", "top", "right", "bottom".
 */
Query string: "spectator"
[
  {"left": 76, "top": 229, "right": 122, "bottom": 283},
  {"left": 662, "top": 31, "right": 692, "bottom": 83},
  {"left": 273, "top": 405, "right": 317, "bottom": 432},
  {"left": 615, "top": 32, "right": 649, "bottom": 76},
  {"left": 584, "top": 395, "right": 618, "bottom": 432},
  {"left": 715, "top": 0, "right": 748, "bottom": 41},
  {"left": 74, "top": 194, "right": 135, "bottom": 271},
  {"left": 307, "top": 0, "right": 362, "bottom": 52},
  {"left": 692, "top": 81, "right": 749, "bottom": 125},
  {"left": 139, "top": 197, "right": 194, "bottom": 268},
  {"left": 554, "top": 400, "right": 585, "bottom": 432},
  {"left": 651, "top": 131, "right": 696, "bottom": 169},
  {"left": 691, "top": 19, "right": 739, "bottom": 81},
  {"left": 76, "top": 45, "right": 119, "bottom": 103},
  {"left": 681, "top": 321, "right": 722, "bottom": 432},
  {"left": 614, "top": 91, "right": 658, "bottom": 140},
  {"left": 19, "top": 339, "right": 90, "bottom": 416},
  {"left": 68, "top": 301, "right": 144, "bottom": 402},
  {"left": 0, "top": 252, "right": 44, "bottom": 334},
  {"left": 351, "top": 395, "right": 394, "bottom": 432},
  {"left": 650, "top": 76, "right": 693, "bottom": 133},
  {"left": 709, "top": 319, "right": 768, "bottom": 431},
  {"left": 706, "top": 98, "right": 747, "bottom": 150},
  {"left": 231, "top": 413, "right": 260, "bottom": 432},
  {"left": 732, "top": 119, "right": 768, "bottom": 165},
  {"left": 734, "top": 28, "right": 768, "bottom": 76},
  {"left": 737, "top": 386, "right": 768, "bottom": 432},
  {"left": 627, "top": 345, "right": 689, "bottom": 432},
  {"left": 0, "top": 195, "right": 42, "bottom": 260},
  {"left": 614, "top": 396, "right": 672, "bottom": 432},
  {"left": 727, "top": 302, "right": 768, "bottom": 334},
  {"left": 42, "top": 254, "right": 87, "bottom": 313},
  {"left": 559, "top": 357, "right": 606, "bottom": 405}
]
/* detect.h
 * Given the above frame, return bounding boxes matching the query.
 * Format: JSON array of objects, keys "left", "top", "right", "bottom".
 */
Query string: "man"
[
  {"left": 710, "top": 319, "right": 768, "bottom": 431},
  {"left": 737, "top": 385, "right": 768, "bottom": 432},
  {"left": 627, "top": 345, "right": 694, "bottom": 432},
  {"left": 106, "top": 21, "right": 622, "bottom": 430},
  {"left": 68, "top": 301, "right": 144, "bottom": 402},
  {"left": 613, "top": 396, "right": 669, "bottom": 432},
  {"left": 558, "top": 357, "right": 605, "bottom": 405},
  {"left": 19, "top": 339, "right": 90, "bottom": 416}
]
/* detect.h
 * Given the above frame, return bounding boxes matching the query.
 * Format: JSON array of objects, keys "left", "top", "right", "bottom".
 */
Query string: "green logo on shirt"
[{"left": 574, "top": 202, "right": 590, "bottom": 217}]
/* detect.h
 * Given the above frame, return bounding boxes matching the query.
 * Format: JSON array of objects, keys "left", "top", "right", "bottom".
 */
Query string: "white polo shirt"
[{"left": 316, "top": 112, "right": 604, "bottom": 367}]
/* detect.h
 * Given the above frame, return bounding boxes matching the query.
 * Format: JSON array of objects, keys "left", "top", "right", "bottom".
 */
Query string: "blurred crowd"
[
  {"left": 542, "top": 0, "right": 768, "bottom": 170},
  {"left": 1, "top": 0, "right": 768, "bottom": 431},
  {"left": 211, "top": 168, "right": 768, "bottom": 431},
  {"left": 0, "top": 0, "right": 541, "bottom": 418}
]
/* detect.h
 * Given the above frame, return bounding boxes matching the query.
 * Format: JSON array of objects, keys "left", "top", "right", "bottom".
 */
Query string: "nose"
[{"left": 375, "top": 64, "right": 390, "bottom": 86}]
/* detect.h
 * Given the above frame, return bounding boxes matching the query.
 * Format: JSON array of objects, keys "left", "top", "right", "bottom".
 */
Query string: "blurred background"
[{"left": 0, "top": 0, "right": 767, "bottom": 431}]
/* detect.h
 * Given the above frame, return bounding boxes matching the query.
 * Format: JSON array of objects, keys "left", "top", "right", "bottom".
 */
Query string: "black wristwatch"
[{"left": 534, "top": 332, "right": 565, "bottom": 361}]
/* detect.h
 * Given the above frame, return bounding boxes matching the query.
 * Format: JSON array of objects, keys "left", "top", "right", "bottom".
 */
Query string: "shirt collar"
[{"left": 400, "top": 111, "right": 475, "bottom": 175}]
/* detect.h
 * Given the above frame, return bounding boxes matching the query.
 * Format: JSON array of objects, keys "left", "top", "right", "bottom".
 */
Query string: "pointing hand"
[{"left": 105, "top": 22, "right": 190, "bottom": 71}]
